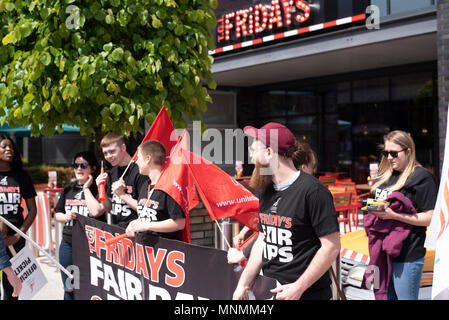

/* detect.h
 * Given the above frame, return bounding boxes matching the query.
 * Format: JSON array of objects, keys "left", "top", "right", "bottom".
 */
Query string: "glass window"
[
  {"left": 202, "top": 92, "right": 236, "bottom": 126},
  {"left": 236, "top": 64, "right": 437, "bottom": 179},
  {"left": 286, "top": 91, "right": 317, "bottom": 116},
  {"left": 257, "top": 91, "right": 287, "bottom": 118},
  {"left": 390, "top": 0, "right": 432, "bottom": 15},
  {"left": 352, "top": 77, "right": 389, "bottom": 103},
  {"left": 337, "top": 82, "right": 351, "bottom": 105},
  {"left": 391, "top": 72, "right": 433, "bottom": 101},
  {"left": 288, "top": 116, "right": 319, "bottom": 152}
]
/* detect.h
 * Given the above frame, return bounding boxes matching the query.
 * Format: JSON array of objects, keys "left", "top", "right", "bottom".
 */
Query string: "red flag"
[
  {"left": 154, "top": 130, "right": 199, "bottom": 243},
  {"left": 132, "top": 106, "right": 178, "bottom": 161},
  {"left": 184, "top": 149, "right": 259, "bottom": 231}
]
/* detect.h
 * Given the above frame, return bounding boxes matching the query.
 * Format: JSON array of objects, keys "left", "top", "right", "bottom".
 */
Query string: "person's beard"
[{"left": 248, "top": 161, "right": 273, "bottom": 191}]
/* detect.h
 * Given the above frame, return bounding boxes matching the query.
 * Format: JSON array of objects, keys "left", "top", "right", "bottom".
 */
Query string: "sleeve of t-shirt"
[
  {"left": 307, "top": 186, "right": 340, "bottom": 237},
  {"left": 20, "top": 170, "right": 37, "bottom": 199},
  {"left": 165, "top": 193, "right": 186, "bottom": 220},
  {"left": 413, "top": 172, "right": 437, "bottom": 212},
  {"left": 54, "top": 187, "right": 68, "bottom": 213}
]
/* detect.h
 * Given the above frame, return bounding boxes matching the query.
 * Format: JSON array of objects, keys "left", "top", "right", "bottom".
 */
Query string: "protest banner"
[
  {"left": 425, "top": 103, "right": 449, "bottom": 299},
  {"left": 73, "top": 214, "right": 276, "bottom": 300}
]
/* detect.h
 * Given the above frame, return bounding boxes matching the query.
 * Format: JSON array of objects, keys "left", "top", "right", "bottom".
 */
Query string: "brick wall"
[
  {"left": 189, "top": 200, "right": 215, "bottom": 247},
  {"left": 438, "top": 0, "right": 449, "bottom": 170}
]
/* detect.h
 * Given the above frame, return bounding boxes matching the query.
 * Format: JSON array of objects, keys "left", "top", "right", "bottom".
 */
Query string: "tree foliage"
[{"left": 0, "top": 0, "right": 217, "bottom": 141}]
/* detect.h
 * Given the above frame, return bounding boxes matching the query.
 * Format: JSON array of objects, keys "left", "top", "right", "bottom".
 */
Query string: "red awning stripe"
[{"left": 209, "top": 14, "right": 367, "bottom": 55}]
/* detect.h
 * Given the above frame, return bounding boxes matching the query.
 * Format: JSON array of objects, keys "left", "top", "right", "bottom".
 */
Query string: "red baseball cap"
[{"left": 244, "top": 122, "right": 296, "bottom": 156}]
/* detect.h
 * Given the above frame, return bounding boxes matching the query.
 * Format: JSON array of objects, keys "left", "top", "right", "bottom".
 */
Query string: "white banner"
[
  {"left": 425, "top": 103, "right": 449, "bottom": 299},
  {"left": 10, "top": 246, "right": 48, "bottom": 300}
]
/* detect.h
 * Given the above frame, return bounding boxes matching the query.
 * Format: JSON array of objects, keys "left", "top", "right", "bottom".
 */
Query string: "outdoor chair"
[
  {"left": 319, "top": 175, "right": 337, "bottom": 187},
  {"left": 332, "top": 191, "right": 352, "bottom": 234},
  {"left": 335, "top": 180, "right": 370, "bottom": 229},
  {"left": 328, "top": 185, "right": 347, "bottom": 194}
]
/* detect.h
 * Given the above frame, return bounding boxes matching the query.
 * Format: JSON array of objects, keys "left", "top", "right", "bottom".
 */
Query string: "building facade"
[{"left": 209, "top": 0, "right": 440, "bottom": 181}]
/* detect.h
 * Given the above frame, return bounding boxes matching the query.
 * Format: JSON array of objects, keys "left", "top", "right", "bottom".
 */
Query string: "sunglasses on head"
[
  {"left": 381, "top": 148, "right": 407, "bottom": 158},
  {"left": 73, "top": 162, "right": 89, "bottom": 169}
]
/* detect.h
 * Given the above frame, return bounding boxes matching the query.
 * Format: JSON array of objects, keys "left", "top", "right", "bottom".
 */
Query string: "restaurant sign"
[
  {"left": 212, "top": 0, "right": 369, "bottom": 55},
  {"left": 217, "top": 0, "right": 311, "bottom": 43}
]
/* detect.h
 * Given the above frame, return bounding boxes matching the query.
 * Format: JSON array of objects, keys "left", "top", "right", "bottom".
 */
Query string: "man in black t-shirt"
[
  {"left": 95, "top": 133, "right": 149, "bottom": 228},
  {"left": 233, "top": 122, "right": 341, "bottom": 300},
  {"left": 125, "top": 140, "right": 186, "bottom": 240}
]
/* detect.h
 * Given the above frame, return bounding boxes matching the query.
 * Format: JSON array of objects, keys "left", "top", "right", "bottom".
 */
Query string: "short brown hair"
[
  {"left": 139, "top": 140, "right": 166, "bottom": 166},
  {"left": 100, "top": 132, "right": 126, "bottom": 148}
]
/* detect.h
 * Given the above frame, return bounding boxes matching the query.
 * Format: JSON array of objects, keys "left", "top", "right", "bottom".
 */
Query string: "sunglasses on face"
[
  {"left": 381, "top": 148, "right": 407, "bottom": 158},
  {"left": 73, "top": 162, "right": 89, "bottom": 169}
]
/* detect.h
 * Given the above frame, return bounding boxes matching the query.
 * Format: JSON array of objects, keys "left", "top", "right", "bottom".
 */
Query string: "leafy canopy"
[{"left": 0, "top": 0, "right": 218, "bottom": 140}]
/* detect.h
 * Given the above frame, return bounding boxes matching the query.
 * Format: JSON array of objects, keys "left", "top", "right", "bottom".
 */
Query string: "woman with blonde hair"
[{"left": 367, "top": 130, "right": 437, "bottom": 300}]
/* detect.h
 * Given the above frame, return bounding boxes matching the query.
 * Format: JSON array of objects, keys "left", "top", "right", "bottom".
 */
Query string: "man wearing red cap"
[{"left": 233, "top": 122, "right": 341, "bottom": 300}]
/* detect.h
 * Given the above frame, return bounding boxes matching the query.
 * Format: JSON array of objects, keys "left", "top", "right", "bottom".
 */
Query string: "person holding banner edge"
[
  {"left": 54, "top": 151, "right": 107, "bottom": 300},
  {"left": 125, "top": 140, "right": 186, "bottom": 240},
  {"left": 233, "top": 123, "right": 341, "bottom": 300},
  {"left": 366, "top": 130, "right": 437, "bottom": 300},
  {"left": 0, "top": 134, "right": 37, "bottom": 300},
  {"left": 95, "top": 133, "right": 149, "bottom": 228}
]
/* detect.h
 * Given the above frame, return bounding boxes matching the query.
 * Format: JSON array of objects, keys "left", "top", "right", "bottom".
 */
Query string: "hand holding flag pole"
[{"left": 105, "top": 196, "right": 153, "bottom": 246}]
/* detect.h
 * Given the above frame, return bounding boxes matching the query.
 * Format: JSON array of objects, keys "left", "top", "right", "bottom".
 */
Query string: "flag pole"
[
  {"left": 0, "top": 216, "right": 73, "bottom": 279},
  {"left": 119, "top": 158, "right": 134, "bottom": 180},
  {"left": 105, "top": 195, "right": 152, "bottom": 246},
  {"left": 214, "top": 220, "right": 231, "bottom": 249}
]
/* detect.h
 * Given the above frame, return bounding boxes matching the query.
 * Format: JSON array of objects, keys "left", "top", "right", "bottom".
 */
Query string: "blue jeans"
[
  {"left": 59, "top": 239, "right": 74, "bottom": 300},
  {"left": 387, "top": 258, "right": 425, "bottom": 300}
]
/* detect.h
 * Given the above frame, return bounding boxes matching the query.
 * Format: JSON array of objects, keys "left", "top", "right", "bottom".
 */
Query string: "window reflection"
[{"left": 237, "top": 65, "right": 437, "bottom": 182}]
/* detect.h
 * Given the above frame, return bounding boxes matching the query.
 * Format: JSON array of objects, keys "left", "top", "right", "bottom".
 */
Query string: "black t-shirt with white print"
[
  {"left": 0, "top": 170, "right": 36, "bottom": 233},
  {"left": 258, "top": 171, "right": 339, "bottom": 295},
  {"left": 54, "top": 181, "right": 106, "bottom": 245},
  {"left": 373, "top": 166, "right": 437, "bottom": 262},
  {"left": 137, "top": 180, "right": 185, "bottom": 241},
  {"left": 107, "top": 162, "right": 149, "bottom": 228}
]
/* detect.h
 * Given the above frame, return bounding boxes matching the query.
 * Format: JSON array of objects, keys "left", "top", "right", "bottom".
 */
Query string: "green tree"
[{"left": 0, "top": 0, "right": 217, "bottom": 142}]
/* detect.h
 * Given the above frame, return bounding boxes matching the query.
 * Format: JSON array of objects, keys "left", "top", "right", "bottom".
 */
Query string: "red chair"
[
  {"left": 336, "top": 178, "right": 352, "bottom": 182},
  {"left": 332, "top": 192, "right": 352, "bottom": 234},
  {"left": 335, "top": 180, "right": 370, "bottom": 229},
  {"left": 319, "top": 175, "right": 337, "bottom": 187},
  {"left": 328, "top": 185, "right": 347, "bottom": 194}
]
